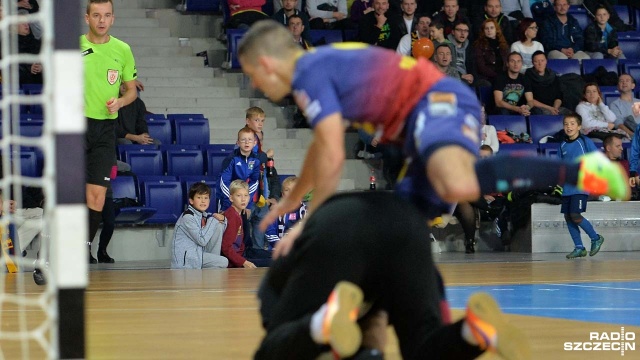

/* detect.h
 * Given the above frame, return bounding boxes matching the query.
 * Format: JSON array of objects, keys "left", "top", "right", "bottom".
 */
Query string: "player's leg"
[{"left": 97, "top": 194, "right": 115, "bottom": 263}]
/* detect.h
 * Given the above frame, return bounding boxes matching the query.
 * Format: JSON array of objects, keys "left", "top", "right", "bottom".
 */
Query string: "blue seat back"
[
  {"left": 145, "top": 113, "right": 167, "bottom": 121},
  {"left": 19, "top": 118, "right": 43, "bottom": 137},
  {"left": 528, "top": 115, "right": 563, "bottom": 143},
  {"left": 498, "top": 143, "right": 539, "bottom": 156},
  {"left": 206, "top": 151, "right": 230, "bottom": 178},
  {"left": 546, "top": 59, "right": 580, "bottom": 75},
  {"left": 487, "top": 115, "right": 528, "bottom": 134},
  {"left": 174, "top": 118, "right": 210, "bottom": 145},
  {"left": 227, "top": 28, "right": 247, "bottom": 69},
  {"left": 614, "top": 5, "right": 631, "bottom": 25},
  {"left": 140, "top": 178, "right": 184, "bottom": 224},
  {"left": 123, "top": 148, "right": 164, "bottom": 176},
  {"left": 539, "top": 142, "right": 560, "bottom": 157},
  {"left": 308, "top": 30, "right": 343, "bottom": 46},
  {"left": 618, "top": 38, "right": 640, "bottom": 59},
  {"left": 112, "top": 175, "right": 139, "bottom": 200},
  {"left": 581, "top": 59, "right": 618, "bottom": 75},
  {"left": 185, "top": 0, "right": 220, "bottom": 11},
  {"left": 146, "top": 118, "right": 172, "bottom": 145},
  {"left": 167, "top": 113, "right": 205, "bottom": 120},
  {"left": 166, "top": 149, "right": 205, "bottom": 176},
  {"left": 568, "top": 7, "right": 590, "bottom": 30}
]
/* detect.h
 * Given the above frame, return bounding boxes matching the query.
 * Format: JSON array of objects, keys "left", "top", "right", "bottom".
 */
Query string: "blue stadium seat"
[
  {"left": 568, "top": 7, "right": 590, "bottom": 30},
  {"left": 123, "top": 148, "right": 164, "bottom": 175},
  {"left": 344, "top": 29, "right": 358, "bottom": 41},
  {"left": 604, "top": 93, "right": 621, "bottom": 105},
  {"left": 539, "top": 142, "right": 560, "bottom": 157},
  {"left": 528, "top": 115, "right": 563, "bottom": 143},
  {"left": 110, "top": 175, "right": 157, "bottom": 224},
  {"left": 146, "top": 118, "right": 172, "bottom": 145},
  {"left": 546, "top": 59, "right": 580, "bottom": 75},
  {"left": 19, "top": 118, "right": 43, "bottom": 137},
  {"left": 117, "top": 144, "right": 159, "bottom": 161},
  {"left": 498, "top": 143, "right": 539, "bottom": 156},
  {"left": 308, "top": 30, "right": 344, "bottom": 46},
  {"left": 174, "top": 118, "right": 210, "bottom": 145},
  {"left": 145, "top": 113, "right": 167, "bottom": 121},
  {"left": 179, "top": 175, "right": 218, "bottom": 213},
  {"left": 167, "top": 113, "right": 205, "bottom": 120},
  {"left": 139, "top": 178, "right": 184, "bottom": 224},
  {"left": 614, "top": 5, "right": 632, "bottom": 25},
  {"left": 19, "top": 149, "right": 40, "bottom": 177},
  {"left": 618, "top": 38, "right": 640, "bottom": 59},
  {"left": 165, "top": 148, "right": 205, "bottom": 176},
  {"left": 487, "top": 115, "right": 528, "bottom": 134},
  {"left": 581, "top": 58, "right": 618, "bottom": 75},
  {"left": 206, "top": 150, "right": 230, "bottom": 178},
  {"left": 184, "top": 0, "right": 220, "bottom": 12},
  {"left": 202, "top": 143, "right": 235, "bottom": 154},
  {"left": 226, "top": 28, "right": 247, "bottom": 69}
]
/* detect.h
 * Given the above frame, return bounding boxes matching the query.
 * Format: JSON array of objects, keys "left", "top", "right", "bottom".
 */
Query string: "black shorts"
[{"left": 86, "top": 118, "right": 116, "bottom": 187}]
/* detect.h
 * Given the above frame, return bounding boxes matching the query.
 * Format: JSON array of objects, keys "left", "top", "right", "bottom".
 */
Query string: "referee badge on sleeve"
[{"left": 107, "top": 69, "right": 119, "bottom": 85}]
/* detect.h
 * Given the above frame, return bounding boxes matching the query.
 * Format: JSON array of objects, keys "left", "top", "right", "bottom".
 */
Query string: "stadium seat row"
[
  {"left": 118, "top": 143, "right": 235, "bottom": 178},
  {"left": 144, "top": 114, "right": 210, "bottom": 145}
]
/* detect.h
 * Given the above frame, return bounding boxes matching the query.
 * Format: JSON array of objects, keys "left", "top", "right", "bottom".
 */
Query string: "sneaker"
[
  {"left": 577, "top": 152, "right": 630, "bottom": 200},
  {"left": 33, "top": 268, "right": 46, "bottom": 286},
  {"left": 466, "top": 292, "right": 531, "bottom": 360},
  {"left": 322, "top": 281, "right": 364, "bottom": 358},
  {"left": 566, "top": 248, "right": 587, "bottom": 259},
  {"left": 589, "top": 235, "right": 604, "bottom": 257}
]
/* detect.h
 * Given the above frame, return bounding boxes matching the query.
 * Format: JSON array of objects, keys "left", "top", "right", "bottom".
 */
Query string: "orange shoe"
[
  {"left": 322, "top": 281, "right": 364, "bottom": 358},
  {"left": 466, "top": 292, "right": 531, "bottom": 360}
]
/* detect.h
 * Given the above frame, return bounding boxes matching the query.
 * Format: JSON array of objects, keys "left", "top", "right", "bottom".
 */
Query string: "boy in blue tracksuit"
[
  {"left": 264, "top": 176, "right": 307, "bottom": 250},
  {"left": 219, "top": 127, "right": 261, "bottom": 212},
  {"left": 559, "top": 113, "right": 605, "bottom": 259}
]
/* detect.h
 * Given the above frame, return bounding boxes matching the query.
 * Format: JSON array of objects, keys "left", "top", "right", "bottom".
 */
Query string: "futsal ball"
[{"left": 412, "top": 38, "right": 435, "bottom": 59}]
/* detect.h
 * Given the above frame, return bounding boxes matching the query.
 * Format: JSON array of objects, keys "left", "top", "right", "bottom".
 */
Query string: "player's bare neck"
[{"left": 86, "top": 33, "right": 110, "bottom": 45}]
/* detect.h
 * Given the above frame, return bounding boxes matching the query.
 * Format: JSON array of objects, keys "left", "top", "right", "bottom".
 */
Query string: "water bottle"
[
  {"left": 369, "top": 169, "right": 376, "bottom": 191},
  {"left": 266, "top": 158, "right": 275, "bottom": 177}
]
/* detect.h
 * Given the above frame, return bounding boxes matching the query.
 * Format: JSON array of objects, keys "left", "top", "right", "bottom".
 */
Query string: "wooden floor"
[{"left": 2, "top": 252, "right": 640, "bottom": 359}]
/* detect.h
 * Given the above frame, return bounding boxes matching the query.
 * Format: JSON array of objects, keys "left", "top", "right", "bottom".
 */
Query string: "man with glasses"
[{"left": 447, "top": 20, "right": 477, "bottom": 86}]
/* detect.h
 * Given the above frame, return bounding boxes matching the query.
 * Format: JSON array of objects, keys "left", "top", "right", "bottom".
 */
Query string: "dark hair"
[
  {"left": 480, "top": 144, "right": 494, "bottom": 154},
  {"left": 189, "top": 182, "right": 211, "bottom": 200},
  {"left": 287, "top": 14, "right": 303, "bottom": 23},
  {"left": 86, "top": 0, "right": 113, "bottom": 15},
  {"left": 594, "top": 4, "right": 609, "bottom": 15},
  {"left": 531, "top": 50, "right": 546, "bottom": 61},
  {"left": 582, "top": 82, "right": 603, "bottom": 103},
  {"left": 564, "top": 112, "right": 583, "bottom": 126},
  {"left": 435, "top": 43, "right": 451, "bottom": 52},
  {"left": 603, "top": 134, "right": 622, "bottom": 149},
  {"left": 429, "top": 20, "right": 444, "bottom": 30},
  {"left": 516, "top": 17, "right": 536, "bottom": 42},
  {"left": 453, "top": 20, "right": 470, "bottom": 31},
  {"left": 508, "top": 51, "right": 523, "bottom": 61}
]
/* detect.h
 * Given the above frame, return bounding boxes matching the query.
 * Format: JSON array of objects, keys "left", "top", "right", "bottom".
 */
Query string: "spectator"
[
  {"left": 273, "top": 0, "right": 302, "bottom": 12},
  {"left": 227, "top": 0, "right": 270, "bottom": 29},
  {"left": 584, "top": 5, "right": 624, "bottom": 60},
  {"left": 272, "top": 0, "right": 311, "bottom": 42},
  {"left": 219, "top": 128, "right": 261, "bottom": 212},
  {"left": 116, "top": 84, "right": 159, "bottom": 145},
  {"left": 558, "top": 113, "right": 605, "bottom": 259},
  {"left": 583, "top": 0, "right": 634, "bottom": 32},
  {"left": 510, "top": 18, "right": 544, "bottom": 73},
  {"left": 350, "top": 0, "right": 374, "bottom": 25},
  {"left": 221, "top": 180, "right": 271, "bottom": 268},
  {"left": 502, "top": 0, "right": 532, "bottom": 21},
  {"left": 288, "top": 14, "right": 312, "bottom": 49},
  {"left": 171, "top": 183, "right": 228, "bottom": 269},
  {"left": 264, "top": 176, "right": 307, "bottom": 249},
  {"left": 530, "top": 0, "right": 554, "bottom": 22},
  {"left": 447, "top": 20, "right": 477, "bottom": 86},
  {"left": 306, "top": 0, "right": 350, "bottom": 29},
  {"left": 18, "top": 1, "right": 42, "bottom": 40},
  {"left": 472, "top": 0, "right": 515, "bottom": 44},
  {"left": 610, "top": 74, "right": 640, "bottom": 136},
  {"left": 429, "top": 20, "right": 456, "bottom": 60},
  {"left": 628, "top": 125, "right": 640, "bottom": 188},
  {"left": 396, "top": 13, "right": 430, "bottom": 55},
  {"left": 539, "top": 0, "right": 590, "bottom": 60},
  {"left": 603, "top": 134, "right": 629, "bottom": 175},
  {"left": 16, "top": 18, "right": 42, "bottom": 85},
  {"left": 433, "top": 43, "right": 460, "bottom": 79},
  {"left": 387, "top": 0, "right": 418, "bottom": 50},
  {"left": 473, "top": 18, "right": 509, "bottom": 85},
  {"left": 433, "top": 0, "right": 468, "bottom": 37},
  {"left": 493, "top": 52, "right": 533, "bottom": 115},
  {"left": 524, "top": 51, "right": 571, "bottom": 115},
  {"left": 358, "top": 0, "right": 394, "bottom": 48},
  {"left": 576, "top": 82, "right": 629, "bottom": 138}
]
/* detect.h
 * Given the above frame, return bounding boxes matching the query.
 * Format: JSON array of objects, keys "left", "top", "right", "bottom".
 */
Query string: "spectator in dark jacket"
[
  {"left": 272, "top": 0, "right": 311, "bottom": 42},
  {"left": 472, "top": 0, "right": 515, "bottom": 44},
  {"left": 116, "top": 84, "right": 159, "bottom": 145},
  {"left": 358, "top": 0, "right": 396, "bottom": 49},
  {"left": 473, "top": 18, "right": 509, "bottom": 85},
  {"left": 584, "top": 5, "right": 624, "bottom": 60},
  {"left": 539, "top": 0, "right": 590, "bottom": 60},
  {"left": 583, "top": 0, "right": 634, "bottom": 32}
]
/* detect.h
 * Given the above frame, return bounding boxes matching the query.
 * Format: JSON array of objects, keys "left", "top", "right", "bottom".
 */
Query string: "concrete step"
[
  {"left": 148, "top": 107, "right": 239, "bottom": 119},
  {"left": 111, "top": 8, "right": 148, "bottom": 18},
  {"left": 131, "top": 46, "right": 194, "bottom": 57},
  {"left": 136, "top": 56, "right": 205, "bottom": 68},
  {"left": 120, "top": 36, "right": 181, "bottom": 47},
  {"left": 210, "top": 116, "right": 278, "bottom": 130},
  {"left": 138, "top": 76, "right": 228, "bottom": 87},
  {"left": 211, "top": 138, "right": 302, "bottom": 149},
  {"left": 137, "top": 66, "right": 215, "bottom": 78},
  {"left": 113, "top": 18, "right": 160, "bottom": 28},
  {"left": 112, "top": 0, "right": 178, "bottom": 9},
  {"left": 143, "top": 86, "right": 240, "bottom": 98},
  {"left": 110, "top": 26, "right": 171, "bottom": 37},
  {"left": 144, "top": 97, "right": 249, "bottom": 108}
]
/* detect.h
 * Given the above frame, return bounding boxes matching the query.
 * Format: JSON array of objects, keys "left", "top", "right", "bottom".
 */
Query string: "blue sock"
[
  {"left": 566, "top": 220, "right": 584, "bottom": 248},
  {"left": 577, "top": 217, "right": 599, "bottom": 241}
]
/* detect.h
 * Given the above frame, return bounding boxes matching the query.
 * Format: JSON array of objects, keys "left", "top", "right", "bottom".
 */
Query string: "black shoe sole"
[{"left": 33, "top": 270, "right": 46, "bottom": 286}]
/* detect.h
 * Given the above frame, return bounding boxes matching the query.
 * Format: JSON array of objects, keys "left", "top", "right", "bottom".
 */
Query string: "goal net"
[{"left": 0, "top": 0, "right": 86, "bottom": 359}]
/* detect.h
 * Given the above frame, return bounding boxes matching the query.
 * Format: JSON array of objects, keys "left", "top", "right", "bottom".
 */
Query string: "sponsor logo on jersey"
[{"left": 107, "top": 69, "right": 119, "bottom": 85}]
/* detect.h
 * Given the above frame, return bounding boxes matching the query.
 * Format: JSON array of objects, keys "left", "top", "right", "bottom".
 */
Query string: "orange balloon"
[{"left": 412, "top": 38, "right": 435, "bottom": 59}]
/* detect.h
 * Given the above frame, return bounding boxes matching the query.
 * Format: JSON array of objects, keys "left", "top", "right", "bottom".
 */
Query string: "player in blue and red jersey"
[{"left": 238, "top": 20, "right": 628, "bottom": 254}]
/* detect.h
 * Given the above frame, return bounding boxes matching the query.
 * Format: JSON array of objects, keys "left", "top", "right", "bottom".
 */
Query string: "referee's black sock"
[{"left": 88, "top": 209, "right": 102, "bottom": 245}]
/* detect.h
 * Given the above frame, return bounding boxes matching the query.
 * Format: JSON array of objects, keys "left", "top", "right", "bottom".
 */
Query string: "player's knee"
[
  {"left": 567, "top": 213, "right": 583, "bottom": 224},
  {"left": 438, "top": 180, "right": 481, "bottom": 203}
]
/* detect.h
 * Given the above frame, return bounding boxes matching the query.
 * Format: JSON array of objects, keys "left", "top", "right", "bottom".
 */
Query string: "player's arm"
[
  {"left": 427, "top": 145, "right": 480, "bottom": 203},
  {"left": 288, "top": 113, "right": 344, "bottom": 215}
]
